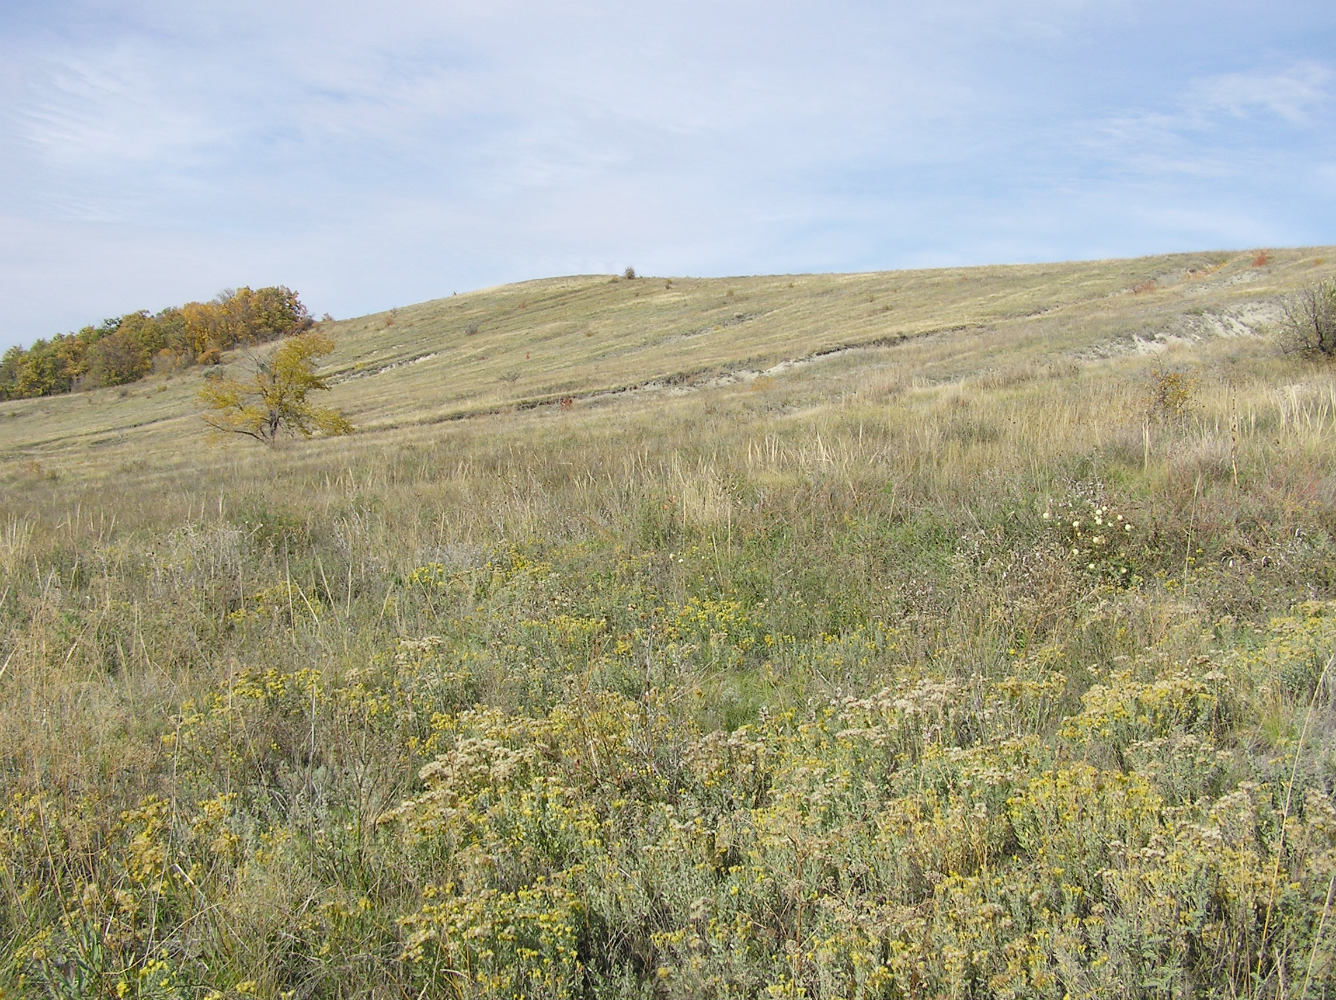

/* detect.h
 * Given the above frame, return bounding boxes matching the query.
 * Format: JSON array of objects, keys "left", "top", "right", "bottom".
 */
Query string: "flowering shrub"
[{"left": 1044, "top": 486, "right": 1142, "bottom": 584}]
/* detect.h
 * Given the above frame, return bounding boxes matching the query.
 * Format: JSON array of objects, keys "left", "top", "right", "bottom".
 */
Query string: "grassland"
[{"left": 1, "top": 247, "right": 1334, "bottom": 998}]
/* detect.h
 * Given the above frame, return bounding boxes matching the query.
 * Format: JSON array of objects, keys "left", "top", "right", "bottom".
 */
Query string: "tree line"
[{"left": 0, "top": 286, "right": 314, "bottom": 400}]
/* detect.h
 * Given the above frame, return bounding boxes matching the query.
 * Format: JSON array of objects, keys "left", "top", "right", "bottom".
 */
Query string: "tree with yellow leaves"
[{"left": 198, "top": 331, "right": 352, "bottom": 444}]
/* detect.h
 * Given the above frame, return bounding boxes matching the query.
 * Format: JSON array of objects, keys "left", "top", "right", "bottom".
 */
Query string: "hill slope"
[
  {"left": 0, "top": 246, "right": 1328, "bottom": 475},
  {"left": 1, "top": 247, "right": 1335, "bottom": 998}
]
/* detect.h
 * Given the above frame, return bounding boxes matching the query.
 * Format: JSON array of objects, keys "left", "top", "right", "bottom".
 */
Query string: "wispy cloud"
[
  {"left": 1190, "top": 61, "right": 1332, "bottom": 125},
  {"left": 1087, "top": 57, "right": 1335, "bottom": 185},
  {"left": 2, "top": 0, "right": 1335, "bottom": 348}
]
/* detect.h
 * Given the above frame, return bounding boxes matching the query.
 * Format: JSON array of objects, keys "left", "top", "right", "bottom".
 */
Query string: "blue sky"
[{"left": 2, "top": 0, "right": 1333, "bottom": 351}]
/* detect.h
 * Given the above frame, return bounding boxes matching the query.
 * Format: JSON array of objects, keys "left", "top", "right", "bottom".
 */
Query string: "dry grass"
[
  {"left": 2, "top": 247, "right": 1328, "bottom": 477},
  {"left": 1, "top": 247, "right": 1335, "bottom": 998}
]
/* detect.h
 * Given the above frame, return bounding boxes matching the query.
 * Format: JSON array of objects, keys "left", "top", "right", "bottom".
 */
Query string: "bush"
[
  {"left": 1280, "top": 279, "right": 1336, "bottom": 358},
  {"left": 1145, "top": 367, "right": 1196, "bottom": 420}
]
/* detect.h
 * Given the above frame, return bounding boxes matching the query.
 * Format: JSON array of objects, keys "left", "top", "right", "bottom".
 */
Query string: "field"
[{"left": 1, "top": 247, "right": 1335, "bottom": 998}]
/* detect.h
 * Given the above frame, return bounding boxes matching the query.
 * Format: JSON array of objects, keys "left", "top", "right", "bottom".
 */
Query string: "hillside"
[
  {"left": 1, "top": 248, "right": 1335, "bottom": 999},
  {"left": 0, "top": 247, "right": 1327, "bottom": 474}
]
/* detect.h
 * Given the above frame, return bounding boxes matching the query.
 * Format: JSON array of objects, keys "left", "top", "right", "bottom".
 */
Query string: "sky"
[{"left": 2, "top": 0, "right": 1334, "bottom": 352}]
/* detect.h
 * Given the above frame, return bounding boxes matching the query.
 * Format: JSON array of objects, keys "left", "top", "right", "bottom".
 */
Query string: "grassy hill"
[
  {"left": 1, "top": 247, "right": 1335, "bottom": 998},
  {"left": 2, "top": 246, "right": 1328, "bottom": 468}
]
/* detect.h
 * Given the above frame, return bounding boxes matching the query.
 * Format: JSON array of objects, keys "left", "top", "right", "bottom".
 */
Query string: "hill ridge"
[{"left": 1, "top": 245, "right": 1332, "bottom": 472}]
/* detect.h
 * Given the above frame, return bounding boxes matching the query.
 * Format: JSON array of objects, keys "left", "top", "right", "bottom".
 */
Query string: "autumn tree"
[
  {"left": 0, "top": 287, "right": 315, "bottom": 400},
  {"left": 9, "top": 336, "right": 79, "bottom": 397},
  {"left": 84, "top": 312, "right": 156, "bottom": 386},
  {"left": 198, "top": 331, "right": 352, "bottom": 444},
  {"left": 0, "top": 346, "right": 21, "bottom": 399},
  {"left": 223, "top": 286, "right": 313, "bottom": 344}
]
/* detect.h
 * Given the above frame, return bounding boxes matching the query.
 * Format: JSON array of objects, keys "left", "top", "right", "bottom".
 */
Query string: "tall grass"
[{"left": 1, "top": 254, "right": 1335, "bottom": 997}]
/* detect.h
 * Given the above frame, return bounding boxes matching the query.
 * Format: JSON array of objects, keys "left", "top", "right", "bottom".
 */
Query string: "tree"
[
  {"left": 198, "top": 331, "right": 352, "bottom": 444},
  {"left": 84, "top": 312, "right": 157, "bottom": 387},
  {"left": 232, "top": 285, "right": 313, "bottom": 343},
  {"left": 84, "top": 329, "right": 150, "bottom": 387},
  {"left": 183, "top": 300, "right": 226, "bottom": 359},
  {"left": 13, "top": 337, "right": 70, "bottom": 397},
  {"left": 0, "top": 345, "right": 22, "bottom": 399},
  {"left": 1280, "top": 279, "right": 1336, "bottom": 358},
  {"left": 0, "top": 286, "right": 316, "bottom": 401},
  {"left": 183, "top": 287, "right": 312, "bottom": 360}
]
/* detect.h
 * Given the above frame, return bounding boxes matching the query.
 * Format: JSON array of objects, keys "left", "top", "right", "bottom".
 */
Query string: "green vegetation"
[
  {"left": 0, "top": 286, "right": 313, "bottom": 400},
  {"left": 1, "top": 248, "right": 1334, "bottom": 998}
]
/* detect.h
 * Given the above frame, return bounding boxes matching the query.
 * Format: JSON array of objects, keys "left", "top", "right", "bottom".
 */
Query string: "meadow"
[{"left": 1, "top": 247, "right": 1334, "bottom": 998}]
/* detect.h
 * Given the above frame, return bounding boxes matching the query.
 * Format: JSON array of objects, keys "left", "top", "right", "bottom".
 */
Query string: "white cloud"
[
  {"left": 1189, "top": 61, "right": 1332, "bottom": 125},
  {"left": 1085, "top": 56, "right": 1335, "bottom": 188},
  {"left": 2, "top": 0, "right": 1335, "bottom": 350},
  {"left": 16, "top": 53, "right": 220, "bottom": 167}
]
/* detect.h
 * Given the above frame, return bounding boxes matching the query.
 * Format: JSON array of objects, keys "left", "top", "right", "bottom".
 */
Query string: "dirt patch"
[{"left": 1121, "top": 301, "right": 1283, "bottom": 355}]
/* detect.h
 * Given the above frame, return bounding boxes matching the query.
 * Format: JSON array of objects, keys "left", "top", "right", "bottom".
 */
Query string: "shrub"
[
  {"left": 1280, "top": 279, "right": 1336, "bottom": 358},
  {"left": 1145, "top": 368, "right": 1195, "bottom": 420}
]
